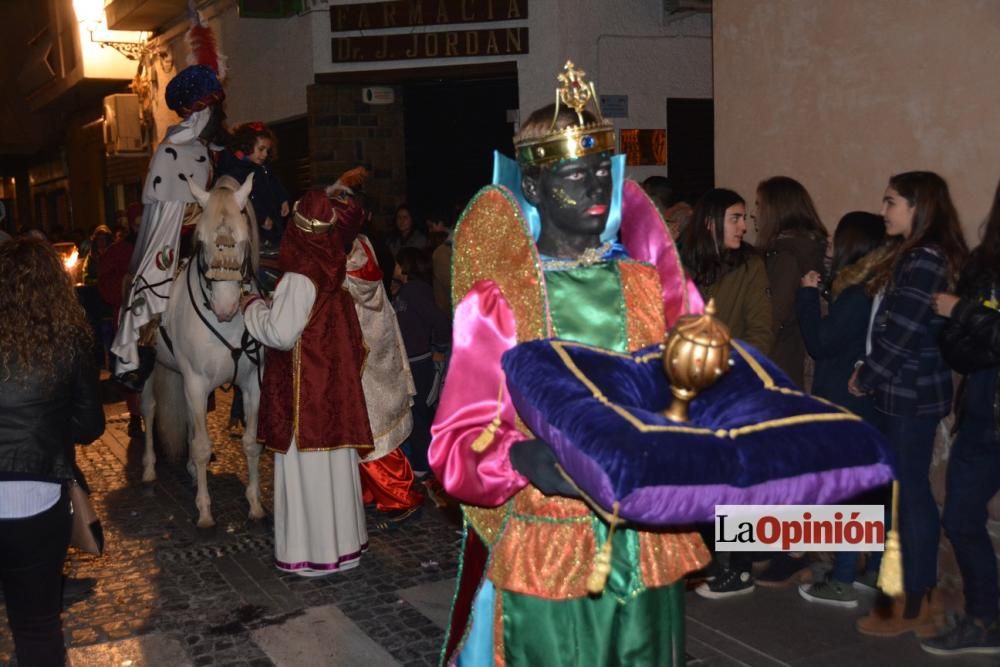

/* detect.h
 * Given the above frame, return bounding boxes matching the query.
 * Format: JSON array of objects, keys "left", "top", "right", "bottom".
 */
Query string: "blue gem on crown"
[{"left": 580, "top": 135, "right": 595, "bottom": 149}]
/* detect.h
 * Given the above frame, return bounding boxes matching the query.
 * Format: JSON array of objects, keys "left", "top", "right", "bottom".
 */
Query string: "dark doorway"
[
  {"left": 402, "top": 75, "right": 518, "bottom": 225},
  {"left": 270, "top": 116, "right": 310, "bottom": 206},
  {"left": 667, "top": 98, "right": 714, "bottom": 202}
]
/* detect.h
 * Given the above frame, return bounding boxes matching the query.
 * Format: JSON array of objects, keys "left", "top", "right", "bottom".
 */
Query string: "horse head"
[{"left": 187, "top": 174, "right": 260, "bottom": 322}]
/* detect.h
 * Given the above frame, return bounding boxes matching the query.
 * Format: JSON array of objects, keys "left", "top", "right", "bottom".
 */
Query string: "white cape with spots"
[{"left": 112, "top": 110, "right": 213, "bottom": 370}]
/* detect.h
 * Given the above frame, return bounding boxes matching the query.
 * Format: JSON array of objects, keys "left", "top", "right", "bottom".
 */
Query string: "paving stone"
[
  {"left": 399, "top": 579, "right": 455, "bottom": 630},
  {"left": 67, "top": 634, "right": 192, "bottom": 667},
  {"left": 252, "top": 604, "right": 400, "bottom": 667}
]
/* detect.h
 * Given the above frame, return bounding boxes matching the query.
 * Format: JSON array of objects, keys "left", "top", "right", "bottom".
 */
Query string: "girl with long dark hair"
[
  {"left": 678, "top": 188, "right": 774, "bottom": 354},
  {"left": 850, "top": 171, "right": 969, "bottom": 637},
  {"left": 681, "top": 189, "right": 773, "bottom": 599},
  {"left": 922, "top": 179, "right": 1000, "bottom": 655},
  {"left": 796, "top": 211, "right": 888, "bottom": 606}
]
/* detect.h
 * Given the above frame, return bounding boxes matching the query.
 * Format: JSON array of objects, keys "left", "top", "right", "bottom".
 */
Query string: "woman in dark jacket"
[
  {"left": 0, "top": 239, "right": 105, "bottom": 666},
  {"left": 922, "top": 180, "right": 1000, "bottom": 656},
  {"left": 756, "top": 176, "right": 829, "bottom": 387},
  {"left": 795, "top": 211, "right": 887, "bottom": 607},
  {"left": 796, "top": 211, "right": 886, "bottom": 418}
]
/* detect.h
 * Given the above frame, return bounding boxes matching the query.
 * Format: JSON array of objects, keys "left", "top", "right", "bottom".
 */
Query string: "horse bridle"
[{"left": 186, "top": 251, "right": 263, "bottom": 391}]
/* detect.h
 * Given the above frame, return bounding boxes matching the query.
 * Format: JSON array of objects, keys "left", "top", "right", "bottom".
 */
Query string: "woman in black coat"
[
  {"left": 796, "top": 211, "right": 886, "bottom": 420},
  {"left": 0, "top": 239, "right": 105, "bottom": 666},
  {"left": 922, "top": 181, "right": 1000, "bottom": 656}
]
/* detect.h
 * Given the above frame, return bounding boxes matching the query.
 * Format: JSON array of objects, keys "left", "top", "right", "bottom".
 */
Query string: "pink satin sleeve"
[{"left": 428, "top": 281, "right": 529, "bottom": 507}]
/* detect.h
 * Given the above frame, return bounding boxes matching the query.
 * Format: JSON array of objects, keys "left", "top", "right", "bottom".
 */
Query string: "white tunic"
[{"left": 244, "top": 273, "right": 368, "bottom": 574}]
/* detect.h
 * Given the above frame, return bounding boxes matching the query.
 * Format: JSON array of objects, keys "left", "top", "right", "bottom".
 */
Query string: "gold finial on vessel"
[{"left": 662, "top": 299, "right": 733, "bottom": 422}]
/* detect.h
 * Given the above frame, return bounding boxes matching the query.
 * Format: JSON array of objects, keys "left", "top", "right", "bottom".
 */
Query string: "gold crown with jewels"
[{"left": 515, "top": 61, "right": 616, "bottom": 168}]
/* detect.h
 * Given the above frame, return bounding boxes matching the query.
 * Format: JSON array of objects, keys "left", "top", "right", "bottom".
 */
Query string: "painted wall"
[
  {"left": 217, "top": 9, "right": 314, "bottom": 125},
  {"left": 714, "top": 0, "right": 1000, "bottom": 245},
  {"left": 316, "top": 0, "right": 713, "bottom": 183}
]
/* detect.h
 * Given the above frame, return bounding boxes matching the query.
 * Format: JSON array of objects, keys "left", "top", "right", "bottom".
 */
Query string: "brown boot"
[{"left": 857, "top": 593, "right": 939, "bottom": 638}]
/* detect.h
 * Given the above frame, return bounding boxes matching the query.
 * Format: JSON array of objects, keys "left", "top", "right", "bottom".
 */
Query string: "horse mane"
[{"left": 194, "top": 175, "right": 260, "bottom": 278}]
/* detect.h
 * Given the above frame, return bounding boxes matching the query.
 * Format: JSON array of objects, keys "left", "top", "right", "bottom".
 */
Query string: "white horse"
[{"left": 141, "top": 174, "right": 266, "bottom": 529}]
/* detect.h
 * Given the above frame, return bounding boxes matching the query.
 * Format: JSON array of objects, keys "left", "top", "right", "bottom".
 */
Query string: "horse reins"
[{"left": 184, "top": 258, "right": 263, "bottom": 390}]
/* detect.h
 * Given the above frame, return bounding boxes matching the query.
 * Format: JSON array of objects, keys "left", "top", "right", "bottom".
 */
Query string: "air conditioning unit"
[{"left": 103, "top": 94, "right": 148, "bottom": 155}]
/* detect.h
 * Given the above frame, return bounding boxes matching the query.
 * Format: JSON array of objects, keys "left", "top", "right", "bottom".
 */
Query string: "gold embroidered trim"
[
  {"left": 548, "top": 339, "right": 861, "bottom": 438},
  {"left": 265, "top": 443, "right": 374, "bottom": 454},
  {"left": 471, "top": 383, "right": 505, "bottom": 453}
]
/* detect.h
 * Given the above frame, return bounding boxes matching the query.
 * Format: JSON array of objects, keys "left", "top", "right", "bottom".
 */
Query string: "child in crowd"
[
  {"left": 217, "top": 121, "right": 289, "bottom": 253},
  {"left": 849, "top": 171, "right": 968, "bottom": 637},
  {"left": 796, "top": 211, "right": 889, "bottom": 607},
  {"left": 922, "top": 179, "right": 1000, "bottom": 656}
]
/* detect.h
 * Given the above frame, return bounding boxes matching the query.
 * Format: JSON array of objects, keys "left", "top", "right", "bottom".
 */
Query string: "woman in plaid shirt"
[{"left": 849, "top": 171, "right": 968, "bottom": 638}]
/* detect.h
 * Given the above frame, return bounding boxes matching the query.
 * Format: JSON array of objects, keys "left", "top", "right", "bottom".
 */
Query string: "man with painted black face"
[
  {"left": 428, "top": 62, "right": 708, "bottom": 666},
  {"left": 523, "top": 151, "right": 613, "bottom": 258}
]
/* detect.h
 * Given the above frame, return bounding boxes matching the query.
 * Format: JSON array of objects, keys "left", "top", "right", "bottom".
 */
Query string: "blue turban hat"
[{"left": 165, "top": 64, "right": 225, "bottom": 117}]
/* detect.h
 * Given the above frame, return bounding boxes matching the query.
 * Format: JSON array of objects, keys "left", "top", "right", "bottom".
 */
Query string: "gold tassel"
[
  {"left": 587, "top": 501, "right": 621, "bottom": 595},
  {"left": 877, "top": 480, "right": 903, "bottom": 597},
  {"left": 470, "top": 384, "right": 505, "bottom": 453}
]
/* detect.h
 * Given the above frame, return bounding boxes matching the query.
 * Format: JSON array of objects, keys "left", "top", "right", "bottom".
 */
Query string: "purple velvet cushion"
[{"left": 501, "top": 339, "right": 895, "bottom": 527}]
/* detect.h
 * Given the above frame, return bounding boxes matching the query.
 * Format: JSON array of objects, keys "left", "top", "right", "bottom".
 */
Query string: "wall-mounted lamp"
[{"left": 73, "top": 0, "right": 149, "bottom": 61}]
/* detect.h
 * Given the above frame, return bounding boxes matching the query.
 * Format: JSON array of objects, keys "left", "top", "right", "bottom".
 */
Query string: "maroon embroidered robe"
[{"left": 257, "top": 200, "right": 374, "bottom": 454}]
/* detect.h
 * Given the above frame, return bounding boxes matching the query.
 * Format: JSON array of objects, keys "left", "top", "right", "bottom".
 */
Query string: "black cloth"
[
  {"left": 0, "top": 490, "right": 72, "bottom": 667},
  {"left": 0, "top": 352, "right": 104, "bottom": 483},
  {"left": 795, "top": 284, "right": 875, "bottom": 420},
  {"left": 216, "top": 150, "right": 289, "bottom": 249},
  {"left": 942, "top": 415, "right": 1000, "bottom": 622},
  {"left": 509, "top": 439, "right": 579, "bottom": 498},
  {"left": 394, "top": 280, "right": 451, "bottom": 358},
  {"left": 939, "top": 272, "right": 1000, "bottom": 435},
  {"left": 402, "top": 356, "right": 436, "bottom": 472}
]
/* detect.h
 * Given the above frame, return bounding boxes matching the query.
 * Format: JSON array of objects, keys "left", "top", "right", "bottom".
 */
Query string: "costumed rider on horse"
[{"left": 112, "top": 62, "right": 227, "bottom": 392}]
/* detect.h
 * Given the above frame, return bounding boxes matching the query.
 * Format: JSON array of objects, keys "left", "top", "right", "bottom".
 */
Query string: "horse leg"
[
  {"left": 141, "top": 373, "right": 157, "bottom": 483},
  {"left": 241, "top": 380, "right": 265, "bottom": 520},
  {"left": 184, "top": 379, "right": 215, "bottom": 529}
]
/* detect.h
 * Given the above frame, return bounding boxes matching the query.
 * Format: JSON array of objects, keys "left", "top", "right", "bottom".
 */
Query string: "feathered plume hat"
[{"left": 165, "top": 1, "right": 227, "bottom": 117}]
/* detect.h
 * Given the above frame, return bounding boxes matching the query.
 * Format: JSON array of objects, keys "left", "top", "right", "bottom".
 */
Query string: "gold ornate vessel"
[{"left": 662, "top": 299, "right": 733, "bottom": 422}]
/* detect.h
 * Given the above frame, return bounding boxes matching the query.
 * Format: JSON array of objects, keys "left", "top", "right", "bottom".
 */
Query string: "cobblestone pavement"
[
  {"left": 4, "top": 380, "right": 975, "bottom": 667},
  {"left": 0, "top": 382, "right": 460, "bottom": 667}
]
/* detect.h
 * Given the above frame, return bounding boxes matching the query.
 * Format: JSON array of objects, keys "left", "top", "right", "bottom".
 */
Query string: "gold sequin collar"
[{"left": 540, "top": 241, "right": 615, "bottom": 271}]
